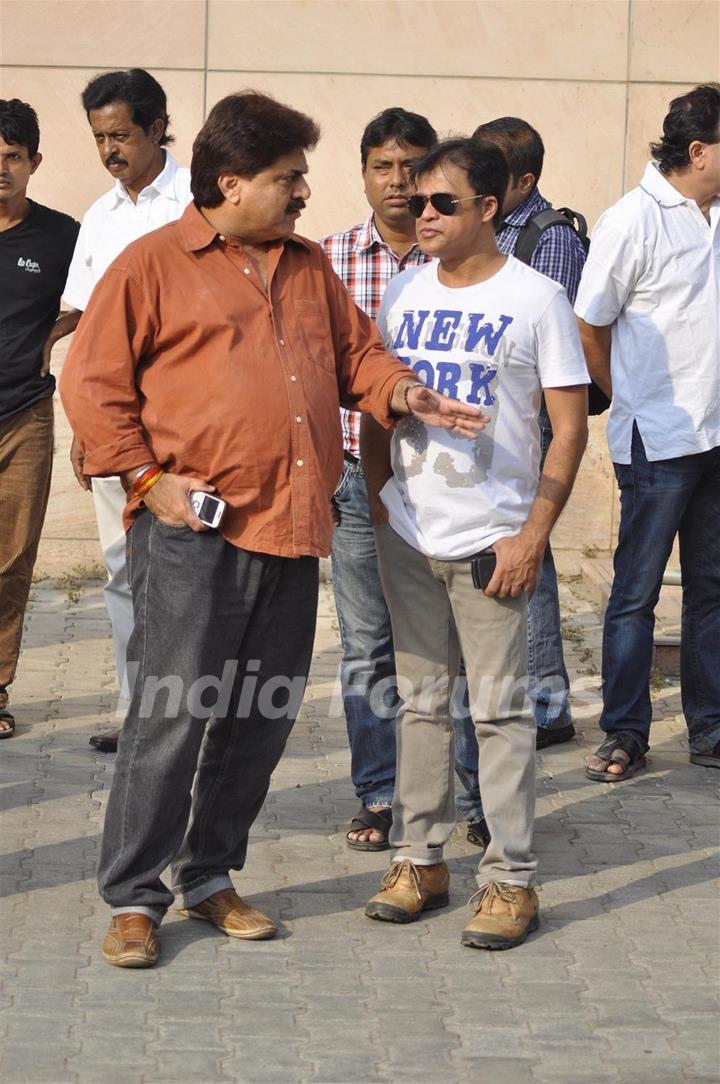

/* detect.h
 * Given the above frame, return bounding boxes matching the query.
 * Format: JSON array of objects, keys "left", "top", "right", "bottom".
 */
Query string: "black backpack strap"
[
  {"left": 514, "top": 207, "right": 588, "bottom": 265},
  {"left": 556, "top": 207, "right": 588, "bottom": 245}
]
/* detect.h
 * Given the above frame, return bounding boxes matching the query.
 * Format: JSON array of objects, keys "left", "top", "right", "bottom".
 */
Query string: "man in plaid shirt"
[
  {"left": 322, "top": 108, "right": 489, "bottom": 849},
  {"left": 449, "top": 117, "right": 588, "bottom": 813}
]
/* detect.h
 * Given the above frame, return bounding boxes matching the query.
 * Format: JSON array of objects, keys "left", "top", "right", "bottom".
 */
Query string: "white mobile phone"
[{"left": 190, "top": 490, "right": 226, "bottom": 528}]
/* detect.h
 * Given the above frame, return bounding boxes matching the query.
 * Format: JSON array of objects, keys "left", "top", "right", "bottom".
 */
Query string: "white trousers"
[{"left": 92, "top": 476, "right": 133, "bottom": 705}]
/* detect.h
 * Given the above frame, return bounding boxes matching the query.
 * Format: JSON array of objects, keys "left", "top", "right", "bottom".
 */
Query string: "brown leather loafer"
[
  {"left": 462, "top": 881, "right": 539, "bottom": 950},
  {"left": 89, "top": 728, "right": 121, "bottom": 753},
  {"left": 365, "top": 859, "right": 450, "bottom": 923},
  {"left": 178, "top": 888, "right": 277, "bottom": 940},
  {"left": 102, "top": 913, "right": 159, "bottom": 968}
]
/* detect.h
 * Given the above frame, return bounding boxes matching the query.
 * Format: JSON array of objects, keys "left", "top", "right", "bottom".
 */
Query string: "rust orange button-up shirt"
[{"left": 60, "top": 202, "right": 412, "bottom": 558}]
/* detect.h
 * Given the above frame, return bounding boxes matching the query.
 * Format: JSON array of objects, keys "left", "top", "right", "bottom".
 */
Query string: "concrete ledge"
[{"left": 579, "top": 555, "right": 614, "bottom": 611}]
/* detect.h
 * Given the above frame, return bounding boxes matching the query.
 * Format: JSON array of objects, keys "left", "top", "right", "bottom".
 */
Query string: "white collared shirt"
[
  {"left": 63, "top": 150, "right": 193, "bottom": 311},
  {"left": 575, "top": 161, "right": 720, "bottom": 464}
]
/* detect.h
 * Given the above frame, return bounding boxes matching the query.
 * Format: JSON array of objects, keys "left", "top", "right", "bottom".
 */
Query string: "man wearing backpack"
[{"left": 459, "top": 118, "right": 587, "bottom": 765}]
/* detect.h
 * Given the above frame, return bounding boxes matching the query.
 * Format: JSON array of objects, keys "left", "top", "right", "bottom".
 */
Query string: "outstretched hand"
[{"left": 405, "top": 383, "right": 490, "bottom": 438}]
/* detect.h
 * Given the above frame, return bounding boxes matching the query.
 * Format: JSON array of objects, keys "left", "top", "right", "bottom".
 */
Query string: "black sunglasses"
[{"left": 407, "top": 192, "right": 486, "bottom": 218}]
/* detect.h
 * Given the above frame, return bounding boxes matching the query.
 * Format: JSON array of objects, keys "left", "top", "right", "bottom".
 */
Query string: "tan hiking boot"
[
  {"left": 102, "top": 913, "right": 159, "bottom": 968},
  {"left": 462, "top": 881, "right": 539, "bottom": 950},
  {"left": 178, "top": 888, "right": 277, "bottom": 940},
  {"left": 365, "top": 859, "right": 449, "bottom": 923}
]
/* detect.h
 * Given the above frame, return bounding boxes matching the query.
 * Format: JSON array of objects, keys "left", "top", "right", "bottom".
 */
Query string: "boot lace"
[
  {"left": 468, "top": 881, "right": 519, "bottom": 913},
  {"left": 381, "top": 859, "right": 423, "bottom": 900}
]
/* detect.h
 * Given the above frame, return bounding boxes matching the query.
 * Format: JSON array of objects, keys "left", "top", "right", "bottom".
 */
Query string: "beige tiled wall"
[{"left": 1, "top": 0, "right": 718, "bottom": 556}]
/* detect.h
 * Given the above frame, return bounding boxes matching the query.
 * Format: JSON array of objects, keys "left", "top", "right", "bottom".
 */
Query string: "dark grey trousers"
[{"left": 97, "top": 511, "right": 319, "bottom": 922}]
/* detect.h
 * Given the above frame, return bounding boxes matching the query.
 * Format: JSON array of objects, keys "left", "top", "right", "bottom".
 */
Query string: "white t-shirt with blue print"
[{"left": 376, "top": 256, "right": 589, "bottom": 560}]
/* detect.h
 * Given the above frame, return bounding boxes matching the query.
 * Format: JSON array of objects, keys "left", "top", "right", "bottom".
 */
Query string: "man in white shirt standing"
[
  {"left": 46, "top": 69, "right": 192, "bottom": 752},
  {"left": 577, "top": 83, "right": 720, "bottom": 782},
  {"left": 361, "top": 139, "right": 589, "bottom": 949}
]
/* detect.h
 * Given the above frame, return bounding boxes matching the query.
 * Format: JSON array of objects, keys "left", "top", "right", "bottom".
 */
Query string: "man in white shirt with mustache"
[{"left": 47, "top": 68, "right": 192, "bottom": 753}]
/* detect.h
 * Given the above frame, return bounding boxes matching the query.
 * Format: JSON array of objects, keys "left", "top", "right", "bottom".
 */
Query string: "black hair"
[
  {"left": 360, "top": 107, "right": 437, "bottom": 167},
  {"left": 0, "top": 98, "right": 40, "bottom": 158},
  {"left": 472, "top": 117, "right": 544, "bottom": 185},
  {"left": 411, "top": 138, "right": 509, "bottom": 229},
  {"left": 81, "top": 69, "right": 174, "bottom": 146},
  {"left": 191, "top": 91, "right": 320, "bottom": 207},
  {"left": 650, "top": 83, "right": 720, "bottom": 174}
]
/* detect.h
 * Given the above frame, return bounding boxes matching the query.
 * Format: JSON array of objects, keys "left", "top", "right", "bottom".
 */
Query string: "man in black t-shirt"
[{"left": 0, "top": 98, "right": 79, "bottom": 738}]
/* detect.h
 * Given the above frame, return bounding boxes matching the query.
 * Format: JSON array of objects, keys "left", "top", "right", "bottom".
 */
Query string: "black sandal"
[
  {"left": 466, "top": 818, "right": 491, "bottom": 850},
  {"left": 586, "top": 731, "right": 647, "bottom": 782},
  {"left": 0, "top": 707, "right": 16, "bottom": 739},
  {"left": 689, "top": 739, "right": 720, "bottom": 769},
  {"left": 346, "top": 805, "right": 392, "bottom": 851}
]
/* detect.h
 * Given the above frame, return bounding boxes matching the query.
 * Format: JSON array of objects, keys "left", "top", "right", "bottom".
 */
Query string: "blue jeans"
[
  {"left": 528, "top": 415, "right": 572, "bottom": 729},
  {"left": 331, "top": 459, "right": 397, "bottom": 809},
  {"left": 601, "top": 425, "right": 720, "bottom": 754},
  {"left": 453, "top": 414, "right": 572, "bottom": 818}
]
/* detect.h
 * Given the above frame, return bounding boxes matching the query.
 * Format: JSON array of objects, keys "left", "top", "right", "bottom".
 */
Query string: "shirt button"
[
  {"left": 296, "top": 459, "right": 304, "bottom": 467},
  {"left": 296, "top": 416, "right": 302, "bottom": 423},
  {"left": 290, "top": 375, "right": 297, "bottom": 382},
  {"left": 279, "top": 338, "right": 285, "bottom": 346},
  {"left": 243, "top": 267, "right": 250, "bottom": 275}
]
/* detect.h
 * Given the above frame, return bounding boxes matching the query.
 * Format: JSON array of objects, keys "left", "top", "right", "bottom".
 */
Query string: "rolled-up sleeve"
[{"left": 59, "top": 265, "right": 157, "bottom": 476}]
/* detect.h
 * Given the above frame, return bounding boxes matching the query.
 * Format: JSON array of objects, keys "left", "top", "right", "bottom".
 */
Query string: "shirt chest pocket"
[{"left": 293, "top": 300, "right": 336, "bottom": 375}]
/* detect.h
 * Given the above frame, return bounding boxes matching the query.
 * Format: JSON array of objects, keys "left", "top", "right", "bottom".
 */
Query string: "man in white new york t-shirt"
[{"left": 361, "top": 138, "right": 589, "bottom": 950}]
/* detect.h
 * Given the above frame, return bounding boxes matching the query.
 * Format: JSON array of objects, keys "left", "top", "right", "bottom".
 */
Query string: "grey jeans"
[
  {"left": 375, "top": 524, "right": 537, "bottom": 887},
  {"left": 98, "top": 510, "right": 319, "bottom": 923}
]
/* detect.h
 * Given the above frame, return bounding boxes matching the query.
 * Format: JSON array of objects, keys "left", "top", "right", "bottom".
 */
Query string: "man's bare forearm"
[
  {"left": 388, "top": 375, "right": 421, "bottom": 415},
  {"left": 523, "top": 422, "right": 588, "bottom": 548},
  {"left": 484, "top": 390, "right": 588, "bottom": 599},
  {"left": 41, "top": 309, "right": 83, "bottom": 376},
  {"left": 46, "top": 308, "right": 82, "bottom": 348}
]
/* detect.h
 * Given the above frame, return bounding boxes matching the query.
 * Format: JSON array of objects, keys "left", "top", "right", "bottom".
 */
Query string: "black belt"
[{"left": 343, "top": 450, "right": 360, "bottom": 466}]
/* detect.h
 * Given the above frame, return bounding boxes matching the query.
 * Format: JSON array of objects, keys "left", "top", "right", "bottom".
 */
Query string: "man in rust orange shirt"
[{"left": 60, "top": 90, "right": 485, "bottom": 969}]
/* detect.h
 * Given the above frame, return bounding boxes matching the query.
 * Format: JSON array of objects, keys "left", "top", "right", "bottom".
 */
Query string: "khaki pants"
[
  {"left": 91, "top": 476, "right": 133, "bottom": 698},
  {"left": 375, "top": 524, "right": 537, "bottom": 887},
  {"left": 0, "top": 399, "right": 54, "bottom": 690}
]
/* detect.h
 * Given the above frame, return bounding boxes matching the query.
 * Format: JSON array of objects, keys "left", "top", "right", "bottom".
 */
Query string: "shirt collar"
[
  {"left": 354, "top": 213, "right": 421, "bottom": 257},
  {"left": 353, "top": 214, "right": 380, "bottom": 252},
  {"left": 499, "top": 186, "right": 548, "bottom": 229},
  {"left": 179, "top": 201, "right": 314, "bottom": 254},
  {"left": 640, "top": 160, "right": 692, "bottom": 207},
  {"left": 109, "top": 150, "right": 182, "bottom": 208}
]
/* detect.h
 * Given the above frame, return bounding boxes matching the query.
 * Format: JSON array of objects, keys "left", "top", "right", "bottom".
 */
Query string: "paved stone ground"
[{"left": 1, "top": 575, "right": 719, "bottom": 1084}]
